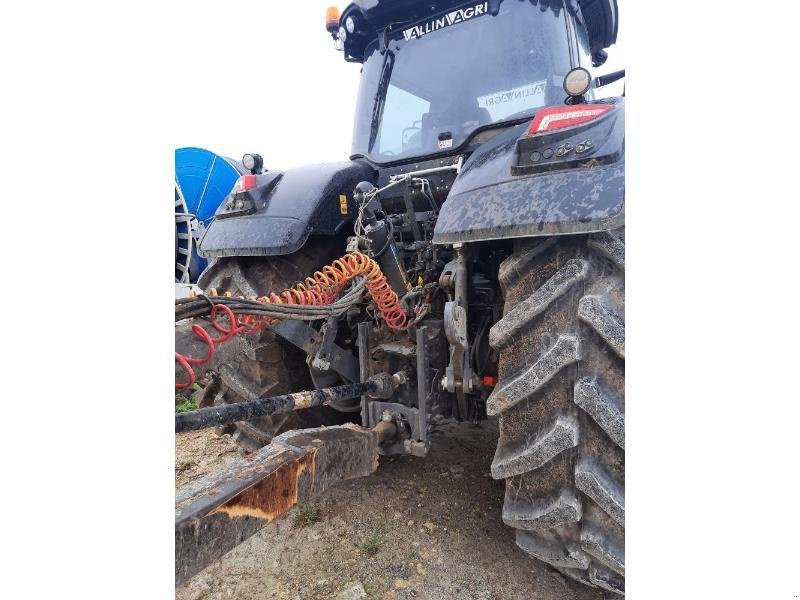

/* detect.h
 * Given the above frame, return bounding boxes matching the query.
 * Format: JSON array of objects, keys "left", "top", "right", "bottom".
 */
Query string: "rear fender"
[
  {"left": 199, "top": 161, "right": 375, "bottom": 257},
  {"left": 432, "top": 99, "right": 624, "bottom": 245}
]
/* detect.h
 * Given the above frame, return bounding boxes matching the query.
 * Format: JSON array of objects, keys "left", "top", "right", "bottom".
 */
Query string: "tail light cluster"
[
  {"left": 527, "top": 104, "right": 612, "bottom": 135},
  {"left": 232, "top": 174, "right": 257, "bottom": 193},
  {"left": 511, "top": 102, "right": 620, "bottom": 176},
  {"left": 218, "top": 175, "right": 260, "bottom": 219}
]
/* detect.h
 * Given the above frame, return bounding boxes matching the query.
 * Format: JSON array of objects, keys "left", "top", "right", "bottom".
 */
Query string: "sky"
[{"left": 173, "top": 0, "right": 624, "bottom": 169}]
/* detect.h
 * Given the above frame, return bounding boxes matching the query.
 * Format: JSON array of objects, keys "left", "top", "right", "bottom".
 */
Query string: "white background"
[{"left": 1, "top": 1, "right": 798, "bottom": 599}]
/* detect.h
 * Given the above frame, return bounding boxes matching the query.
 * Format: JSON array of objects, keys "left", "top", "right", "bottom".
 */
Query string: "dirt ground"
[{"left": 175, "top": 418, "right": 608, "bottom": 600}]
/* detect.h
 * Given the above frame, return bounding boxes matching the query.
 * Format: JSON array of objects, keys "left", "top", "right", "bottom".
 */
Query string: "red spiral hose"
[{"left": 175, "top": 252, "right": 407, "bottom": 389}]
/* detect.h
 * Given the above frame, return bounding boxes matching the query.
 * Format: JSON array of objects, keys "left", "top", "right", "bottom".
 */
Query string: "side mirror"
[{"left": 592, "top": 50, "right": 608, "bottom": 68}]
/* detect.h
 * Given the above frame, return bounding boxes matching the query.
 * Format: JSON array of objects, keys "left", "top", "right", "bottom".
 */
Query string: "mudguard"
[
  {"left": 432, "top": 100, "right": 624, "bottom": 245},
  {"left": 199, "top": 161, "right": 375, "bottom": 257}
]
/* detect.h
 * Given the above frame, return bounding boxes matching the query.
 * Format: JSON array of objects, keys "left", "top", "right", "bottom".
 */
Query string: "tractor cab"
[{"left": 327, "top": 0, "right": 619, "bottom": 165}]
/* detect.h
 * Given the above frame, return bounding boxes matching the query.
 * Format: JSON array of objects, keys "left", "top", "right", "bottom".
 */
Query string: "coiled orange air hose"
[{"left": 175, "top": 251, "right": 407, "bottom": 389}]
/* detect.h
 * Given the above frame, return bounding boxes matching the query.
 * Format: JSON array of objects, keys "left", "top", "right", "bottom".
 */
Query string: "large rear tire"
[
  {"left": 196, "top": 238, "right": 349, "bottom": 451},
  {"left": 488, "top": 230, "right": 625, "bottom": 595}
]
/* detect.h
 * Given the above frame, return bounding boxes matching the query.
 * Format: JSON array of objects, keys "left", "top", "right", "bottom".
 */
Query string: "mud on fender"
[{"left": 433, "top": 100, "right": 624, "bottom": 244}]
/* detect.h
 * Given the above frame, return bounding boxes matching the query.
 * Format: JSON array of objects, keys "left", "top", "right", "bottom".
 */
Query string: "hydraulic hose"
[{"left": 175, "top": 251, "right": 408, "bottom": 389}]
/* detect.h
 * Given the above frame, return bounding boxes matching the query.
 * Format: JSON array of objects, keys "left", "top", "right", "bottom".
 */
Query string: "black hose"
[{"left": 175, "top": 277, "right": 367, "bottom": 323}]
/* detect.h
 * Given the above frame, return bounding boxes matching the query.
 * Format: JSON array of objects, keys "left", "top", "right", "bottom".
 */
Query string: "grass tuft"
[
  {"left": 175, "top": 397, "right": 198, "bottom": 413},
  {"left": 360, "top": 532, "right": 384, "bottom": 556},
  {"left": 292, "top": 503, "right": 319, "bottom": 528}
]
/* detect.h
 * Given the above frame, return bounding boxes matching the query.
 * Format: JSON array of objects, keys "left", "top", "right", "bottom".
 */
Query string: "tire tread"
[{"left": 492, "top": 230, "right": 625, "bottom": 594}]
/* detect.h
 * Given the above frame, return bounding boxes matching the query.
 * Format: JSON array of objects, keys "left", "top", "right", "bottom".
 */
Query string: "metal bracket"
[
  {"left": 440, "top": 245, "right": 472, "bottom": 418},
  {"left": 312, "top": 315, "right": 339, "bottom": 372},
  {"left": 355, "top": 323, "right": 433, "bottom": 457},
  {"left": 357, "top": 322, "right": 371, "bottom": 427},
  {"left": 271, "top": 319, "right": 358, "bottom": 383},
  {"left": 371, "top": 342, "right": 416, "bottom": 360},
  {"left": 367, "top": 401, "right": 428, "bottom": 457},
  {"left": 415, "top": 325, "right": 432, "bottom": 443}
]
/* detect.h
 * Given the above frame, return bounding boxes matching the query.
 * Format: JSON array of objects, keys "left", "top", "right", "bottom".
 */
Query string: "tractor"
[{"left": 175, "top": 0, "right": 624, "bottom": 593}]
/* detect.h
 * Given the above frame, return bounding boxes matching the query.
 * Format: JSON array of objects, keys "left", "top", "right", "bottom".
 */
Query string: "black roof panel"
[{"left": 341, "top": 0, "right": 618, "bottom": 53}]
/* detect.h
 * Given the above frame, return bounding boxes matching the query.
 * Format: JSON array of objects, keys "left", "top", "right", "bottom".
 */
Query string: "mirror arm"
[{"left": 595, "top": 69, "right": 625, "bottom": 89}]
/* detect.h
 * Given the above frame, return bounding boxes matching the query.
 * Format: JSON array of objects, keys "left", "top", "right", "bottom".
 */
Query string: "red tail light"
[
  {"left": 232, "top": 174, "right": 257, "bottom": 193},
  {"left": 528, "top": 104, "right": 612, "bottom": 135}
]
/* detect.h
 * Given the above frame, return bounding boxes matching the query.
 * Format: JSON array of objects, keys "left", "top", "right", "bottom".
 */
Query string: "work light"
[
  {"left": 242, "top": 153, "right": 263, "bottom": 174},
  {"left": 563, "top": 67, "right": 592, "bottom": 97}
]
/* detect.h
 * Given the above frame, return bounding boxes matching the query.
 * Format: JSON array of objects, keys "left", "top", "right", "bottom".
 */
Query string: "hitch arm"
[{"left": 176, "top": 422, "right": 396, "bottom": 585}]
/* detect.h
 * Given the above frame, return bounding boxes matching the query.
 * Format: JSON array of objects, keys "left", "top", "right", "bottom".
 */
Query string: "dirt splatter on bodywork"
[{"left": 433, "top": 102, "right": 625, "bottom": 245}]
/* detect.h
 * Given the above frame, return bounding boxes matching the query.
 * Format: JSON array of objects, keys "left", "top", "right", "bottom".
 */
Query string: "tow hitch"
[{"left": 175, "top": 377, "right": 401, "bottom": 584}]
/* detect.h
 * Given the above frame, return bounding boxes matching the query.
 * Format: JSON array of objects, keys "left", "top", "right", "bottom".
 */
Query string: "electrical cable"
[{"left": 175, "top": 252, "right": 408, "bottom": 389}]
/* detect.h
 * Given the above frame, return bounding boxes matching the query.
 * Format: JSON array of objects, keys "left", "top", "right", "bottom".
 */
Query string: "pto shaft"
[{"left": 175, "top": 374, "right": 396, "bottom": 433}]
